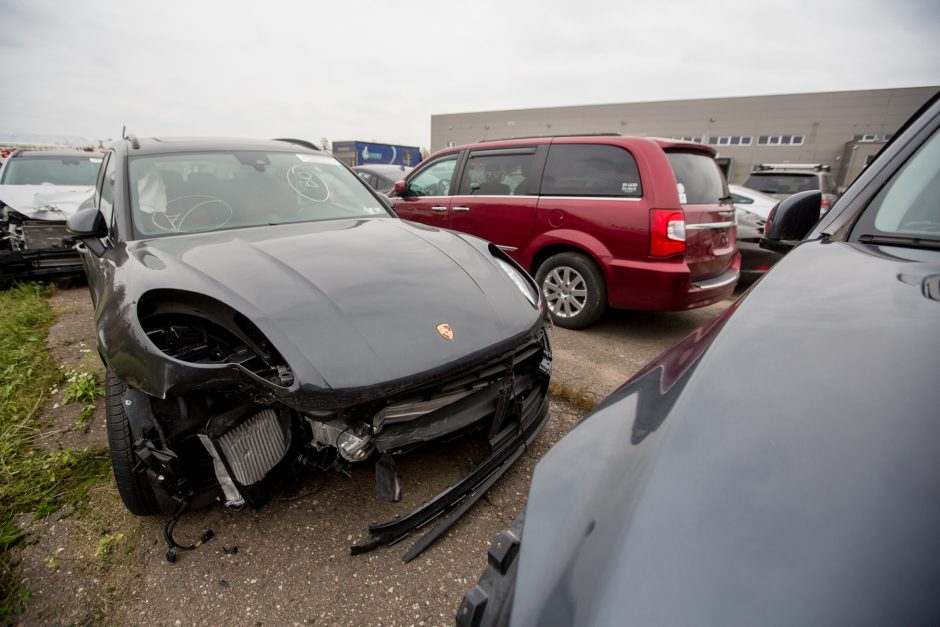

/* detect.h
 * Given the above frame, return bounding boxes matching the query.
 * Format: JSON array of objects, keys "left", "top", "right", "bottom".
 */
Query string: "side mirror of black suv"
[{"left": 760, "top": 190, "right": 822, "bottom": 254}]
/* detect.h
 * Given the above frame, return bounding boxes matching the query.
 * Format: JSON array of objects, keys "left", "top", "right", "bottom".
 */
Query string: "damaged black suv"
[{"left": 67, "top": 136, "right": 551, "bottom": 560}]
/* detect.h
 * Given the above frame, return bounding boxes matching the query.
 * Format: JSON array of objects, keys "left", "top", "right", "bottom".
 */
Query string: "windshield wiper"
[{"left": 858, "top": 233, "right": 940, "bottom": 251}]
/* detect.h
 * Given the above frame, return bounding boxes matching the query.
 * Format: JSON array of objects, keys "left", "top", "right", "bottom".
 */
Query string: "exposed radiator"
[{"left": 215, "top": 409, "right": 288, "bottom": 485}]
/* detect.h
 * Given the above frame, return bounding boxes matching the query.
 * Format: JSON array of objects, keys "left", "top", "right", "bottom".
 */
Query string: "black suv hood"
[
  {"left": 510, "top": 240, "right": 940, "bottom": 626},
  {"left": 99, "top": 218, "right": 542, "bottom": 400}
]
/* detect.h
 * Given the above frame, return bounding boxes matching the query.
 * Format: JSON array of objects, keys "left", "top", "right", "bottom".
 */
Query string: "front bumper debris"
[{"left": 351, "top": 381, "right": 549, "bottom": 562}]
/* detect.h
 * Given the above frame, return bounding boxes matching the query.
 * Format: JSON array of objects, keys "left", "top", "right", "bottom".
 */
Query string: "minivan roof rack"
[
  {"left": 753, "top": 163, "right": 830, "bottom": 172},
  {"left": 477, "top": 132, "right": 621, "bottom": 143}
]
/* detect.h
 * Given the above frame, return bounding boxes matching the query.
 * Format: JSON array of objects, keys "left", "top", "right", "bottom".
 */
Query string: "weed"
[
  {"left": 75, "top": 404, "right": 97, "bottom": 432},
  {"left": 0, "top": 284, "right": 111, "bottom": 621},
  {"left": 548, "top": 380, "right": 599, "bottom": 413},
  {"left": 94, "top": 532, "right": 125, "bottom": 568},
  {"left": 62, "top": 368, "right": 104, "bottom": 405}
]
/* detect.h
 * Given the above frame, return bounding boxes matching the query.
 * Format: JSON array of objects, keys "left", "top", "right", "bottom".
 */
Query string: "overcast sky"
[{"left": 1, "top": 0, "right": 938, "bottom": 150}]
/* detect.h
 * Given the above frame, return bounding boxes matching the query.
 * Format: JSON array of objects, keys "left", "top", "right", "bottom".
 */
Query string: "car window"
[
  {"left": 459, "top": 150, "right": 536, "bottom": 196},
  {"left": 744, "top": 173, "right": 819, "bottom": 194},
  {"left": 541, "top": 145, "right": 642, "bottom": 197},
  {"left": 99, "top": 154, "right": 116, "bottom": 226},
  {"left": 0, "top": 155, "right": 102, "bottom": 185},
  {"left": 855, "top": 127, "right": 940, "bottom": 238},
  {"left": 731, "top": 192, "right": 753, "bottom": 204},
  {"left": 666, "top": 151, "right": 726, "bottom": 204},
  {"left": 128, "top": 151, "right": 389, "bottom": 237},
  {"left": 406, "top": 156, "right": 458, "bottom": 197}
]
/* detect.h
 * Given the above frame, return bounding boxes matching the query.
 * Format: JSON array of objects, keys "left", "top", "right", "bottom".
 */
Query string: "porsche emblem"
[{"left": 436, "top": 323, "right": 454, "bottom": 341}]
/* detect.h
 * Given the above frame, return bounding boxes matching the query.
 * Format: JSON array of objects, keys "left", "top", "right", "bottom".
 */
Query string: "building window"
[
  {"left": 758, "top": 134, "right": 804, "bottom": 146},
  {"left": 741, "top": 136, "right": 753, "bottom": 145},
  {"left": 445, "top": 140, "right": 456, "bottom": 148}
]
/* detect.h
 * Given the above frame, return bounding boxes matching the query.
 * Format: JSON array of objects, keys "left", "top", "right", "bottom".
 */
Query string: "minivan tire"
[
  {"left": 536, "top": 252, "right": 607, "bottom": 329},
  {"left": 106, "top": 370, "right": 163, "bottom": 516}
]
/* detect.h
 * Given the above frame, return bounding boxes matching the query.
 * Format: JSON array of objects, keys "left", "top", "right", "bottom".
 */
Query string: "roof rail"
[
  {"left": 273, "top": 138, "right": 320, "bottom": 151},
  {"left": 477, "top": 132, "right": 621, "bottom": 143},
  {"left": 753, "top": 163, "right": 830, "bottom": 172},
  {"left": 125, "top": 134, "right": 140, "bottom": 149}
]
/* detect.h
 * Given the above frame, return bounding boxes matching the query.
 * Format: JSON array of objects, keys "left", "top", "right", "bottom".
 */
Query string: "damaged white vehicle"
[{"left": 0, "top": 150, "right": 100, "bottom": 284}]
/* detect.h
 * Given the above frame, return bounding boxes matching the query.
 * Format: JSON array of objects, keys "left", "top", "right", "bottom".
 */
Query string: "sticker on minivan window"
[
  {"left": 622, "top": 182, "right": 638, "bottom": 194},
  {"left": 677, "top": 183, "right": 688, "bottom": 204}
]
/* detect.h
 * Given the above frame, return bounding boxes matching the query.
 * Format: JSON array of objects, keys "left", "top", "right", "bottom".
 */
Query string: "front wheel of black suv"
[
  {"left": 106, "top": 370, "right": 163, "bottom": 516},
  {"left": 535, "top": 252, "right": 607, "bottom": 329}
]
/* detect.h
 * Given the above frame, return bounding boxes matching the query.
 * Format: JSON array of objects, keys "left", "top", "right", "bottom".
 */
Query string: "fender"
[{"left": 521, "top": 228, "right": 614, "bottom": 280}]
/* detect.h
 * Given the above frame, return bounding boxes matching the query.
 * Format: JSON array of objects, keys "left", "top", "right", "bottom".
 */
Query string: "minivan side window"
[
  {"left": 406, "top": 156, "right": 458, "bottom": 197},
  {"left": 459, "top": 150, "right": 537, "bottom": 196},
  {"left": 541, "top": 145, "right": 642, "bottom": 197}
]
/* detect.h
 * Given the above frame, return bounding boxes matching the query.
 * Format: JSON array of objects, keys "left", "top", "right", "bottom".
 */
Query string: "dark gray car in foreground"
[
  {"left": 458, "top": 94, "right": 940, "bottom": 626},
  {"left": 66, "top": 136, "right": 551, "bottom": 562}
]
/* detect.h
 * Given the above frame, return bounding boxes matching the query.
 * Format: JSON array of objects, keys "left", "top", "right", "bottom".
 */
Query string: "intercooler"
[
  {"left": 200, "top": 407, "right": 290, "bottom": 507},
  {"left": 22, "top": 222, "right": 72, "bottom": 249}
]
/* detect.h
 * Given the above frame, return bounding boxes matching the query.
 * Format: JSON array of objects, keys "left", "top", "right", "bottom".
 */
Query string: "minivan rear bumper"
[{"left": 605, "top": 252, "right": 740, "bottom": 311}]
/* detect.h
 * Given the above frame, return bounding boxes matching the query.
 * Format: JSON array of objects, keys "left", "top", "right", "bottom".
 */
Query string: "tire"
[
  {"left": 535, "top": 252, "right": 606, "bottom": 329},
  {"left": 106, "top": 370, "right": 163, "bottom": 515}
]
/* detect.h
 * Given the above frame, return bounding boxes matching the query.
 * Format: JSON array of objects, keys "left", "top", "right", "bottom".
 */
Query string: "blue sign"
[{"left": 336, "top": 141, "right": 422, "bottom": 167}]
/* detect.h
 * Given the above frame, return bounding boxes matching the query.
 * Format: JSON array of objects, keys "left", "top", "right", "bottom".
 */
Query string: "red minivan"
[{"left": 392, "top": 136, "right": 740, "bottom": 329}]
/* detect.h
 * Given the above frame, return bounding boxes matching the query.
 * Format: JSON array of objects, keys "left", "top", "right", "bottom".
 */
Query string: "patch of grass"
[
  {"left": 549, "top": 380, "right": 600, "bottom": 413},
  {"left": 0, "top": 284, "right": 111, "bottom": 622},
  {"left": 62, "top": 368, "right": 104, "bottom": 405}
]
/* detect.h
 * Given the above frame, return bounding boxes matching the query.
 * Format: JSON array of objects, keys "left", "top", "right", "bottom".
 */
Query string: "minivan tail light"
[{"left": 650, "top": 209, "right": 686, "bottom": 257}]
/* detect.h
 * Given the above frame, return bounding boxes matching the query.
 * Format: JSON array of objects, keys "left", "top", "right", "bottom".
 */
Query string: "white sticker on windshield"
[
  {"left": 90, "top": 158, "right": 102, "bottom": 163},
  {"left": 677, "top": 183, "right": 688, "bottom": 204},
  {"left": 296, "top": 154, "right": 320, "bottom": 163}
]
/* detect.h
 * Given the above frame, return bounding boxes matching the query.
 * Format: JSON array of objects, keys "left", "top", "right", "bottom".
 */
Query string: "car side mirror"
[
  {"left": 66, "top": 207, "right": 108, "bottom": 256},
  {"left": 760, "top": 190, "right": 821, "bottom": 254},
  {"left": 392, "top": 180, "right": 406, "bottom": 197}
]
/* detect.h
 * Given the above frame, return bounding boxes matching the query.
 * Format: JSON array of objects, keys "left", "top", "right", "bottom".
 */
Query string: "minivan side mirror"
[
  {"left": 392, "top": 180, "right": 406, "bottom": 197},
  {"left": 760, "top": 190, "right": 822, "bottom": 254}
]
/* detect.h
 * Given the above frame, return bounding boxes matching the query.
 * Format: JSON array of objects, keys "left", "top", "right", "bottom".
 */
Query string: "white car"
[{"left": 729, "top": 184, "right": 778, "bottom": 219}]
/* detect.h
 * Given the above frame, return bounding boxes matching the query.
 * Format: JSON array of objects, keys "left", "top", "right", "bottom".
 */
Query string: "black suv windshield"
[
  {"left": 852, "top": 126, "right": 940, "bottom": 245},
  {"left": 129, "top": 151, "right": 388, "bottom": 237},
  {"left": 1, "top": 155, "right": 102, "bottom": 185}
]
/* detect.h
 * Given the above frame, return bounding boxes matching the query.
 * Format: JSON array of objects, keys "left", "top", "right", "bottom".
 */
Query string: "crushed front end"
[
  {"left": 0, "top": 205, "right": 84, "bottom": 283},
  {"left": 111, "top": 291, "right": 552, "bottom": 560}
]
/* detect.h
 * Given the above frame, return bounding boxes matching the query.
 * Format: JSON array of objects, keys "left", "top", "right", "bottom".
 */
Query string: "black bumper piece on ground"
[{"left": 350, "top": 389, "right": 549, "bottom": 562}]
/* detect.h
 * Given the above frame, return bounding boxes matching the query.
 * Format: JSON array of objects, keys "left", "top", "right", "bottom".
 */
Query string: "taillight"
[
  {"left": 820, "top": 198, "right": 829, "bottom": 216},
  {"left": 650, "top": 209, "right": 686, "bottom": 257}
]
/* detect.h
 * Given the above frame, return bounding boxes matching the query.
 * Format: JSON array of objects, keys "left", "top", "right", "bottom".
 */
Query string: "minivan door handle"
[
  {"left": 452, "top": 206, "right": 471, "bottom": 213},
  {"left": 431, "top": 206, "right": 447, "bottom": 213}
]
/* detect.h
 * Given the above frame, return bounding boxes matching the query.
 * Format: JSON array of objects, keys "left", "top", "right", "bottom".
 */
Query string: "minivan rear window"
[
  {"left": 541, "top": 145, "right": 642, "bottom": 197},
  {"left": 666, "top": 151, "right": 726, "bottom": 204}
]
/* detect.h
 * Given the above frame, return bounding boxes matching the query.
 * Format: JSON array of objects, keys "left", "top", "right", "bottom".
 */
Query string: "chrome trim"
[
  {"left": 686, "top": 221, "right": 735, "bottom": 230},
  {"left": 452, "top": 206, "right": 470, "bottom": 213},
  {"left": 692, "top": 268, "right": 739, "bottom": 290},
  {"left": 497, "top": 245, "right": 518, "bottom": 252},
  {"left": 431, "top": 205, "right": 447, "bottom": 213}
]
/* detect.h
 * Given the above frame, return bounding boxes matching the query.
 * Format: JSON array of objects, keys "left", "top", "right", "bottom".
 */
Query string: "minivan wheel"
[
  {"left": 106, "top": 370, "right": 163, "bottom": 516},
  {"left": 536, "top": 252, "right": 606, "bottom": 329}
]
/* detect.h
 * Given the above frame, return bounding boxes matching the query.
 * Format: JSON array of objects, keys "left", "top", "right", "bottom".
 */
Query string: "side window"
[
  {"left": 858, "top": 127, "right": 940, "bottom": 236},
  {"left": 541, "top": 144, "right": 642, "bottom": 197},
  {"left": 731, "top": 193, "right": 753, "bottom": 205},
  {"left": 406, "top": 156, "right": 458, "bottom": 197},
  {"left": 99, "top": 153, "right": 116, "bottom": 226},
  {"left": 458, "top": 150, "right": 536, "bottom": 196}
]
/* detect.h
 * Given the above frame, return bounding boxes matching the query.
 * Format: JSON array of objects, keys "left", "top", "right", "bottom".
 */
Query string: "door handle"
[
  {"left": 452, "top": 206, "right": 471, "bottom": 213},
  {"left": 431, "top": 206, "right": 447, "bottom": 213}
]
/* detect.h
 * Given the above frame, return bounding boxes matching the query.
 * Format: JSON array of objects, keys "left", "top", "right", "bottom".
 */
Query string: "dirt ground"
[{"left": 11, "top": 288, "right": 586, "bottom": 626}]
